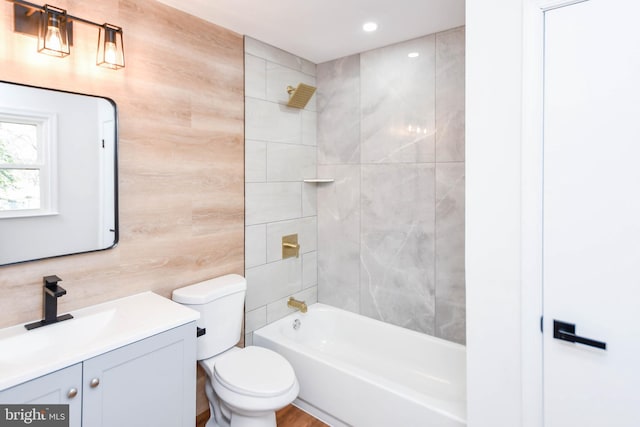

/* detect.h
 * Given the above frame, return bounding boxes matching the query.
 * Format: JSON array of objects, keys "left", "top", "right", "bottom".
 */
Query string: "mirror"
[{"left": 0, "top": 81, "right": 118, "bottom": 265}]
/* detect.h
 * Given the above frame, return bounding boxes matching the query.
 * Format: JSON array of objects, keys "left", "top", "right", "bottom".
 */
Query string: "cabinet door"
[
  {"left": 82, "top": 323, "right": 196, "bottom": 427},
  {"left": 0, "top": 363, "right": 82, "bottom": 427}
]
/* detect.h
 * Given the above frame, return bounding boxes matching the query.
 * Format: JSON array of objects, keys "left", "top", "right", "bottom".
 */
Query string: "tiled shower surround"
[
  {"left": 243, "top": 37, "right": 319, "bottom": 345},
  {"left": 317, "top": 27, "right": 466, "bottom": 344},
  {"left": 244, "top": 27, "right": 465, "bottom": 345}
]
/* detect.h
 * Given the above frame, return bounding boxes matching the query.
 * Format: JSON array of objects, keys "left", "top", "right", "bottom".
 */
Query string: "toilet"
[{"left": 172, "top": 274, "right": 299, "bottom": 427}]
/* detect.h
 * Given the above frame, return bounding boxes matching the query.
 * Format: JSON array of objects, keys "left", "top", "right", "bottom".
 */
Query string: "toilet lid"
[{"left": 213, "top": 346, "right": 296, "bottom": 398}]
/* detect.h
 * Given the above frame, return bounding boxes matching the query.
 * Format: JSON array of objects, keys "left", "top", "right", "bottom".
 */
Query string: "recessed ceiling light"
[
  {"left": 363, "top": 22, "right": 378, "bottom": 32},
  {"left": 408, "top": 52, "right": 420, "bottom": 58}
]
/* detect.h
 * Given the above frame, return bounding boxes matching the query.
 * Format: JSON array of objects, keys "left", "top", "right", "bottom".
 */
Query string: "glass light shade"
[
  {"left": 97, "top": 24, "right": 125, "bottom": 69},
  {"left": 37, "top": 6, "right": 70, "bottom": 57}
]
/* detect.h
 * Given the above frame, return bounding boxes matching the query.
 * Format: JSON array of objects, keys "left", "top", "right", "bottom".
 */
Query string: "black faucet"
[{"left": 25, "top": 275, "right": 74, "bottom": 330}]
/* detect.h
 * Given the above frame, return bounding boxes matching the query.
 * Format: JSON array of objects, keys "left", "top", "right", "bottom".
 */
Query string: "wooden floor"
[
  {"left": 196, "top": 405, "right": 328, "bottom": 427},
  {"left": 276, "top": 405, "right": 329, "bottom": 427}
]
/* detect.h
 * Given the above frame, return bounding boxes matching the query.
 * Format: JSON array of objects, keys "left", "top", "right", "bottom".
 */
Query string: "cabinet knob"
[
  {"left": 89, "top": 378, "right": 100, "bottom": 388},
  {"left": 67, "top": 388, "right": 78, "bottom": 399}
]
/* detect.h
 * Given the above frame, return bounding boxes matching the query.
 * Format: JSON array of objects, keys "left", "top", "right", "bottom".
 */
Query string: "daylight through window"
[{"left": 0, "top": 113, "right": 54, "bottom": 217}]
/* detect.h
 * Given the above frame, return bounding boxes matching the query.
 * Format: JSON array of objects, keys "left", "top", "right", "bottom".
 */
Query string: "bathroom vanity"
[{"left": 0, "top": 292, "right": 199, "bottom": 427}]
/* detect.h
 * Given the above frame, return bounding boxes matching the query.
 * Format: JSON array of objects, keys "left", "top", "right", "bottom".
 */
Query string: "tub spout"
[{"left": 287, "top": 297, "right": 307, "bottom": 313}]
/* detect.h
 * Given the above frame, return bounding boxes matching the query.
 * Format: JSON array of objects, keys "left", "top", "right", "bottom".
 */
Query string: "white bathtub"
[{"left": 253, "top": 303, "right": 466, "bottom": 427}]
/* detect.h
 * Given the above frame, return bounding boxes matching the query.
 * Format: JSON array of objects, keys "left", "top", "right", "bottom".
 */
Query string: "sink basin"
[
  {"left": 0, "top": 309, "right": 115, "bottom": 365},
  {"left": 0, "top": 292, "right": 199, "bottom": 391},
  {"left": 0, "top": 330, "right": 53, "bottom": 363}
]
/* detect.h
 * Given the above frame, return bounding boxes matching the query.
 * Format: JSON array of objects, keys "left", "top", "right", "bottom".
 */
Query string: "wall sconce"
[
  {"left": 38, "top": 5, "right": 69, "bottom": 57},
  {"left": 97, "top": 24, "right": 125, "bottom": 69},
  {"left": 12, "top": 0, "right": 125, "bottom": 70}
]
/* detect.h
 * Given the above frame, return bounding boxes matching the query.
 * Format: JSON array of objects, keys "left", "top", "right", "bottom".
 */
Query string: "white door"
[{"left": 543, "top": 0, "right": 640, "bottom": 425}]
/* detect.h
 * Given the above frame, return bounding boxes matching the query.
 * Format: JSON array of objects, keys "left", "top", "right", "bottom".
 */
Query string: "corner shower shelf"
[{"left": 303, "top": 178, "right": 334, "bottom": 183}]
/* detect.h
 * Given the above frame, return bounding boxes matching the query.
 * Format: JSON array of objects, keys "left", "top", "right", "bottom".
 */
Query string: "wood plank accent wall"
[{"left": 0, "top": 0, "right": 244, "bottom": 416}]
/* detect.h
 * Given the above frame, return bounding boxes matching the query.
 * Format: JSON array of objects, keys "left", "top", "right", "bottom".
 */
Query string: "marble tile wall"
[
  {"left": 317, "top": 27, "right": 466, "bottom": 344},
  {"left": 244, "top": 37, "right": 319, "bottom": 345}
]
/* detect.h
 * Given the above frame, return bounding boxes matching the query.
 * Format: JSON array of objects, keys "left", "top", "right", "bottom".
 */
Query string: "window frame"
[{"left": 0, "top": 109, "right": 58, "bottom": 219}]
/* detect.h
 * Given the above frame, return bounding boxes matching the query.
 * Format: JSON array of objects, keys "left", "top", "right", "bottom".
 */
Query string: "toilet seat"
[
  {"left": 198, "top": 346, "right": 241, "bottom": 378},
  {"left": 213, "top": 346, "right": 297, "bottom": 398}
]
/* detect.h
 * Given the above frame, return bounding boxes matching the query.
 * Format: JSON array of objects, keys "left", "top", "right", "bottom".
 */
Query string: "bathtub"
[{"left": 253, "top": 303, "right": 466, "bottom": 427}]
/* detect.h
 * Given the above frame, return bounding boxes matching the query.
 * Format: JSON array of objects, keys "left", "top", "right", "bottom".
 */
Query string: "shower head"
[{"left": 286, "top": 83, "right": 316, "bottom": 109}]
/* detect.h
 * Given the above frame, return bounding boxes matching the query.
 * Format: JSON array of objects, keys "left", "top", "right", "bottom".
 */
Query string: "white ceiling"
[{"left": 155, "top": 0, "right": 465, "bottom": 64}]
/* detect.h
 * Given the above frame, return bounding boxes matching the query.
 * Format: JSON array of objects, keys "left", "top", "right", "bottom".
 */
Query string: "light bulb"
[
  {"left": 38, "top": 8, "right": 69, "bottom": 56},
  {"left": 97, "top": 25, "right": 124, "bottom": 69},
  {"left": 45, "top": 24, "right": 62, "bottom": 52},
  {"left": 104, "top": 41, "right": 118, "bottom": 65}
]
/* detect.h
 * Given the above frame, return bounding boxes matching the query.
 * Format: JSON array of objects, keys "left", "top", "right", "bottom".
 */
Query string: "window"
[{"left": 0, "top": 112, "right": 56, "bottom": 218}]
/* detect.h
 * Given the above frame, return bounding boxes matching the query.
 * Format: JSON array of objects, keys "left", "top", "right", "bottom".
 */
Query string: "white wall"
[{"left": 466, "top": 0, "right": 525, "bottom": 426}]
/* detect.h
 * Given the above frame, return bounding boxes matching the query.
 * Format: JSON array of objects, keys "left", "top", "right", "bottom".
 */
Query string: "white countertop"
[{"left": 0, "top": 291, "right": 199, "bottom": 391}]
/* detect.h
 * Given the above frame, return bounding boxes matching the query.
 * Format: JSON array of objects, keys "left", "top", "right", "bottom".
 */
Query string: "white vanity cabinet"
[
  {"left": 0, "top": 292, "right": 199, "bottom": 426},
  {"left": 0, "top": 363, "right": 83, "bottom": 427},
  {"left": 82, "top": 323, "right": 196, "bottom": 426},
  {"left": 0, "top": 322, "right": 196, "bottom": 427}
]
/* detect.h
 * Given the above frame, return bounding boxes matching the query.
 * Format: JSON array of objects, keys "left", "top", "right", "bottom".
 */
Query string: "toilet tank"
[{"left": 172, "top": 274, "right": 246, "bottom": 360}]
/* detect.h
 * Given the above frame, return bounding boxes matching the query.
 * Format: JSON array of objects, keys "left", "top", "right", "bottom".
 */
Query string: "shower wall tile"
[
  {"left": 244, "top": 333, "right": 253, "bottom": 346},
  {"left": 317, "top": 55, "right": 361, "bottom": 165},
  {"left": 245, "top": 97, "right": 301, "bottom": 143},
  {"left": 360, "top": 36, "right": 436, "bottom": 164},
  {"left": 317, "top": 165, "right": 361, "bottom": 313},
  {"left": 302, "top": 184, "right": 317, "bottom": 217},
  {"left": 359, "top": 164, "right": 436, "bottom": 334},
  {"left": 302, "top": 110, "right": 317, "bottom": 146},
  {"left": 302, "top": 251, "right": 318, "bottom": 289},
  {"left": 265, "top": 216, "right": 317, "bottom": 263},
  {"left": 266, "top": 286, "right": 318, "bottom": 324},
  {"left": 245, "top": 224, "right": 266, "bottom": 269},
  {"left": 245, "top": 306, "right": 267, "bottom": 334},
  {"left": 245, "top": 37, "right": 316, "bottom": 76},
  {"left": 245, "top": 257, "right": 302, "bottom": 311},
  {"left": 266, "top": 62, "right": 317, "bottom": 111},
  {"left": 244, "top": 37, "right": 318, "bottom": 335},
  {"left": 300, "top": 60, "right": 317, "bottom": 76},
  {"left": 266, "top": 143, "right": 317, "bottom": 182},
  {"left": 316, "top": 28, "right": 465, "bottom": 345},
  {"left": 245, "top": 182, "right": 301, "bottom": 225},
  {"left": 435, "top": 163, "right": 466, "bottom": 344},
  {"left": 245, "top": 54, "right": 266, "bottom": 99},
  {"left": 245, "top": 140, "right": 266, "bottom": 182},
  {"left": 436, "top": 27, "right": 465, "bottom": 162}
]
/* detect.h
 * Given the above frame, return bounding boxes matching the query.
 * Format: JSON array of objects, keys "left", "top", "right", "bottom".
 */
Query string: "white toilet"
[{"left": 172, "top": 274, "right": 299, "bottom": 427}]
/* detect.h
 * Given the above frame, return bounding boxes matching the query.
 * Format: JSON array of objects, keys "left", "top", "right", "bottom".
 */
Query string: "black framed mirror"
[{"left": 0, "top": 81, "right": 118, "bottom": 265}]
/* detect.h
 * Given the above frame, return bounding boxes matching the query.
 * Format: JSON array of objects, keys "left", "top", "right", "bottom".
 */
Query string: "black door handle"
[{"left": 553, "top": 320, "right": 607, "bottom": 350}]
